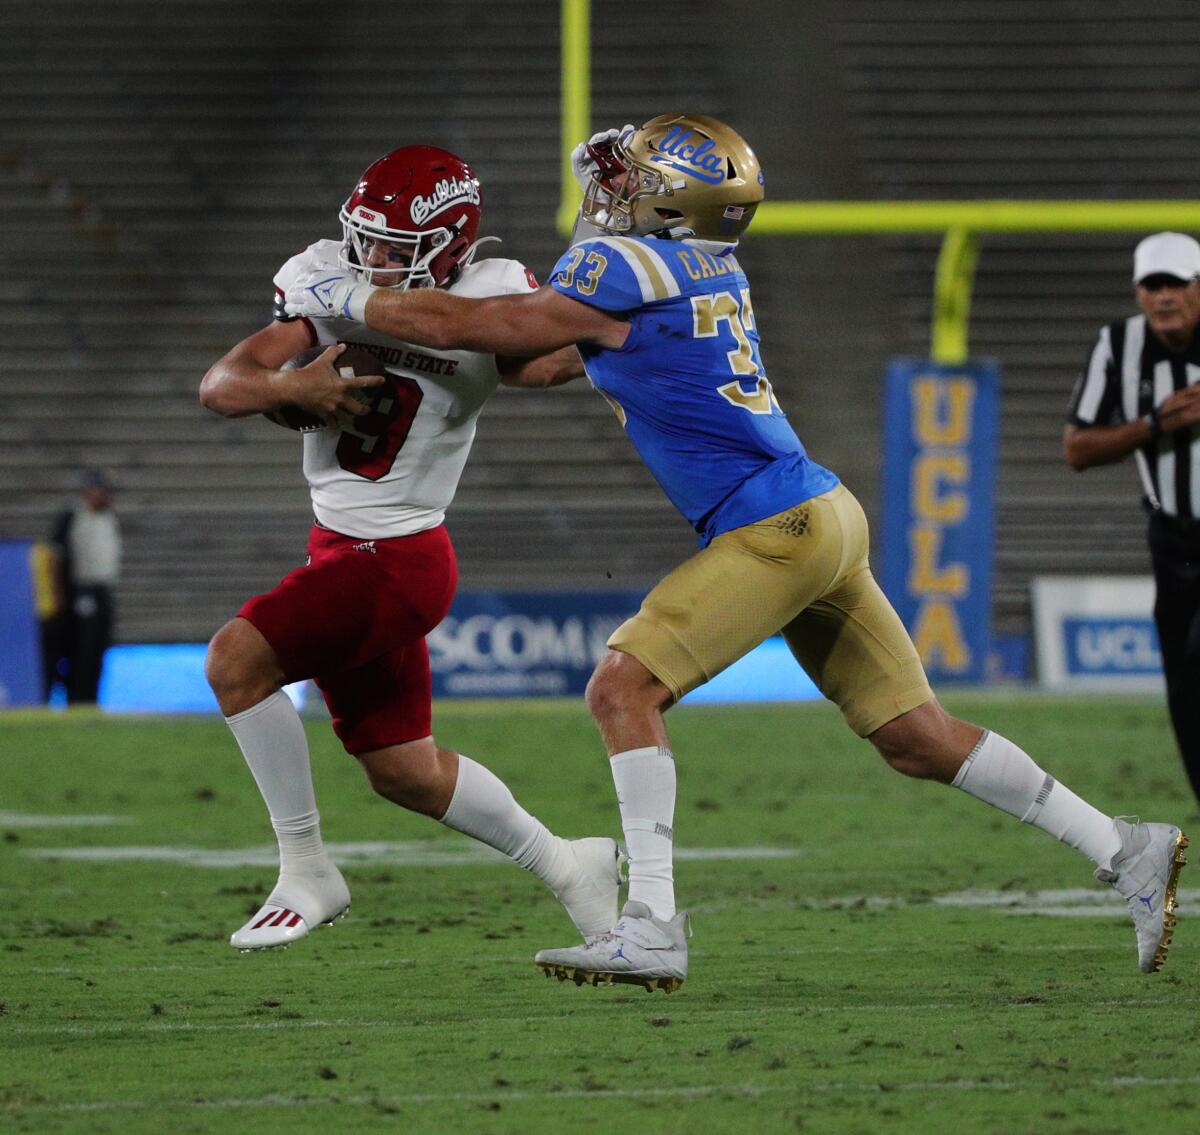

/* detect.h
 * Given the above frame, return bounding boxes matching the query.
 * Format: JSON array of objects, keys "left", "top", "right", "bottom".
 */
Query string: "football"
[{"left": 264, "top": 345, "right": 384, "bottom": 431}]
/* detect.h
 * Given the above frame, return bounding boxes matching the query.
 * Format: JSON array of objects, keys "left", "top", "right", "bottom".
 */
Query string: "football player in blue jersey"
[{"left": 286, "top": 113, "right": 1187, "bottom": 991}]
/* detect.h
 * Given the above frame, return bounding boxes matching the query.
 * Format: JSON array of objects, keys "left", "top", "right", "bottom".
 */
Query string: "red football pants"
[{"left": 238, "top": 523, "right": 457, "bottom": 754}]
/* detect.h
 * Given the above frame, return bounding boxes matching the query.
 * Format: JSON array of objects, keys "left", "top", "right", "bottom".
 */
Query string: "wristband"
[
  {"left": 1146, "top": 408, "right": 1163, "bottom": 437},
  {"left": 346, "top": 284, "right": 374, "bottom": 324}
]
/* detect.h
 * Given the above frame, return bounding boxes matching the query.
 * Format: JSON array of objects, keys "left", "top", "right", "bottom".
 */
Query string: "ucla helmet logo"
[
  {"left": 647, "top": 123, "right": 728, "bottom": 185},
  {"left": 580, "top": 113, "right": 764, "bottom": 243}
]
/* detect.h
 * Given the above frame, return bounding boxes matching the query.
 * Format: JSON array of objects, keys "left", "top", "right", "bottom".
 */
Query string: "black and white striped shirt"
[{"left": 1069, "top": 316, "right": 1200, "bottom": 518}]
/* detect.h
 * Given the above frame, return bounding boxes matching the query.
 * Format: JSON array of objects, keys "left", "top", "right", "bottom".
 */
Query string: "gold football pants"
[{"left": 608, "top": 484, "right": 933, "bottom": 736}]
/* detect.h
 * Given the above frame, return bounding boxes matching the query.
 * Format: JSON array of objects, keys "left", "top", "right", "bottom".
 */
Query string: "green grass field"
[{"left": 2, "top": 695, "right": 1198, "bottom": 1134}]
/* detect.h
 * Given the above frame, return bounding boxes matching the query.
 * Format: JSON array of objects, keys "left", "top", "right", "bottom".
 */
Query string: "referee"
[{"left": 1065, "top": 231, "right": 1200, "bottom": 804}]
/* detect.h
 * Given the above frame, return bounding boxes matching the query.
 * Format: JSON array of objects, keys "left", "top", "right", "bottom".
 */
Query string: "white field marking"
[
  {"left": 932, "top": 886, "right": 1196, "bottom": 919},
  {"left": 21, "top": 841, "right": 803, "bottom": 869},
  {"left": 7, "top": 1074, "right": 1200, "bottom": 1114},
  {"left": 698, "top": 887, "right": 1199, "bottom": 920},
  {"left": 0, "top": 811, "right": 129, "bottom": 828}
]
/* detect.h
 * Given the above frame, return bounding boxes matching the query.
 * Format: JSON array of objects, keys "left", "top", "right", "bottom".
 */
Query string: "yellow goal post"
[{"left": 558, "top": 0, "right": 1200, "bottom": 364}]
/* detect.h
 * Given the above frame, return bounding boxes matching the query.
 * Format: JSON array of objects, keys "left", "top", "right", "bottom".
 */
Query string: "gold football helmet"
[{"left": 580, "top": 113, "right": 764, "bottom": 242}]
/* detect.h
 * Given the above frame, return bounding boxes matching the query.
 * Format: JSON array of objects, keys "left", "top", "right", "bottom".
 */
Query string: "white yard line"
[
  {"left": 21, "top": 842, "right": 804, "bottom": 868},
  {"left": 696, "top": 886, "right": 1200, "bottom": 919},
  {"left": 0, "top": 812, "right": 128, "bottom": 828},
  {"left": 11, "top": 836, "right": 1194, "bottom": 924}
]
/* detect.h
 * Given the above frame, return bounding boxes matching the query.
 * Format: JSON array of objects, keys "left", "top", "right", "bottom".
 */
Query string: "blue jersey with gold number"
[{"left": 549, "top": 234, "right": 839, "bottom": 545}]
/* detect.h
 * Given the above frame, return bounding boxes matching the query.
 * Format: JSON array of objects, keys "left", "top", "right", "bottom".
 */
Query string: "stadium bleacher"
[{"left": 2, "top": 0, "right": 1198, "bottom": 648}]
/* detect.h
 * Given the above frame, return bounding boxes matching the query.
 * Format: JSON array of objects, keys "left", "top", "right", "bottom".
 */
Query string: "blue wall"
[
  {"left": 0, "top": 540, "right": 44, "bottom": 707},
  {"left": 88, "top": 590, "right": 823, "bottom": 713}
]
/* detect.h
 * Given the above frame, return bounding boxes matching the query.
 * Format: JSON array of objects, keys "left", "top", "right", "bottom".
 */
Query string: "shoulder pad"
[
  {"left": 452, "top": 257, "right": 539, "bottom": 299},
  {"left": 549, "top": 236, "right": 683, "bottom": 311}
]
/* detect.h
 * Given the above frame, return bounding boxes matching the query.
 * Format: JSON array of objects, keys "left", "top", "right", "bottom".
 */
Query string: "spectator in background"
[
  {"left": 1065, "top": 231, "right": 1200, "bottom": 806},
  {"left": 49, "top": 469, "right": 121, "bottom": 704}
]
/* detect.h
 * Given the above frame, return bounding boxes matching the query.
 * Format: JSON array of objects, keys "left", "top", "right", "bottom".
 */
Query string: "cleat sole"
[
  {"left": 237, "top": 942, "right": 290, "bottom": 955},
  {"left": 1148, "top": 831, "right": 1188, "bottom": 973},
  {"left": 535, "top": 961, "right": 683, "bottom": 994}
]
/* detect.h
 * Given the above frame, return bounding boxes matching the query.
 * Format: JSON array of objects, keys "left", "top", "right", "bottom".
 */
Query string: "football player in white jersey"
[{"left": 199, "top": 146, "right": 620, "bottom": 956}]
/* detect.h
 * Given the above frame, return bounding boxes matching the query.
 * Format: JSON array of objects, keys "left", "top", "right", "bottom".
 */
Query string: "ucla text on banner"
[
  {"left": 879, "top": 360, "right": 999, "bottom": 684},
  {"left": 429, "top": 591, "right": 645, "bottom": 698}
]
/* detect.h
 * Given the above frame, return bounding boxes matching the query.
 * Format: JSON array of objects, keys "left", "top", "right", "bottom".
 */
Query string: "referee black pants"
[
  {"left": 1149, "top": 512, "right": 1200, "bottom": 806},
  {"left": 66, "top": 584, "right": 113, "bottom": 705}
]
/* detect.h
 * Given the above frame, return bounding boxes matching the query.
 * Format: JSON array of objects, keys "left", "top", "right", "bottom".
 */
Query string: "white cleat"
[
  {"left": 534, "top": 900, "right": 689, "bottom": 993},
  {"left": 230, "top": 861, "right": 351, "bottom": 953},
  {"left": 1094, "top": 818, "right": 1189, "bottom": 973},
  {"left": 551, "top": 837, "right": 625, "bottom": 942}
]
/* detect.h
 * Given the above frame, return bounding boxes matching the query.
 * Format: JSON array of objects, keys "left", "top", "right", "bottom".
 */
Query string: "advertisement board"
[
  {"left": 80, "top": 592, "right": 823, "bottom": 713},
  {"left": 428, "top": 590, "right": 644, "bottom": 698},
  {"left": 1032, "top": 576, "right": 1162, "bottom": 691}
]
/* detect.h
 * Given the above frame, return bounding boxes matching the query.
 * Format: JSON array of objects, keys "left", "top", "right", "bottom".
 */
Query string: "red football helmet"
[{"left": 338, "top": 146, "right": 488, "bottom": 289}]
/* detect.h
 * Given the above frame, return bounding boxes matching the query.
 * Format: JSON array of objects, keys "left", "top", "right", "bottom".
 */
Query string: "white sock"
[
  {"left": 440, "top": 754, "right": 569, "bottom": 888},
  {"left": 611, "top": 746, "right": 676, "bottom": 920},
  {"left": 225, "top": 690, "right": 328, "bottom": 872},
  {"left": 952, "top": 730, "right": 1121, "bottom": 866}
]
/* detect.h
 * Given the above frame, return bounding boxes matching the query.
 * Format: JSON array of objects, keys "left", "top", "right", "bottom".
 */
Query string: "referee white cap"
[{"left": 1133, "top": 231, "right": 1200, "bottom": 284}]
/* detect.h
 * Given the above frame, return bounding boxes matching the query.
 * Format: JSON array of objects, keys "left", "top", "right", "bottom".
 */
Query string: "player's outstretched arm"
[
  {"left": 285, "top": 270, "right": 628, "bottom": 357},
  {"left": 369, "top": 286, "right": 627, "bottom": 356},
  {"left": 200, "top": 322, "right": 382, "bottom": 423}
]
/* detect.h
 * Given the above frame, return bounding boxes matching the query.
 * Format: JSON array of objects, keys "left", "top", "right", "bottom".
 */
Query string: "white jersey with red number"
[{"left": 272, "top": 239, "right": 537, "bottom": 539}]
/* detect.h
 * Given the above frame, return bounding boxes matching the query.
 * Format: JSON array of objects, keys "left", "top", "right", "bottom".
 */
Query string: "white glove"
[
  {"left": 569, "top": 124, "right": 635, "bottom": 193},
  {"left": 284, "top": 268, "right": 375, "bottom": 323}
]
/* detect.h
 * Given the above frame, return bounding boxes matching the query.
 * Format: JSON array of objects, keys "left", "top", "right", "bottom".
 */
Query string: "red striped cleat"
[{"left": 230, "top": 864, "right": 351, "bottom": 952}]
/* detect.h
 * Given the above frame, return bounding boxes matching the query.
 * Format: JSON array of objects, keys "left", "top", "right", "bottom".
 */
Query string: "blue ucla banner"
[
  {"left": 879, "top": 360, "right": 1000, "bottom": 684},
  {"left": 0, "top": 540, "right": 44, "bottom": 706},
  {"left": 428, "top": 591, "right": 645, "bottom": 698}
]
